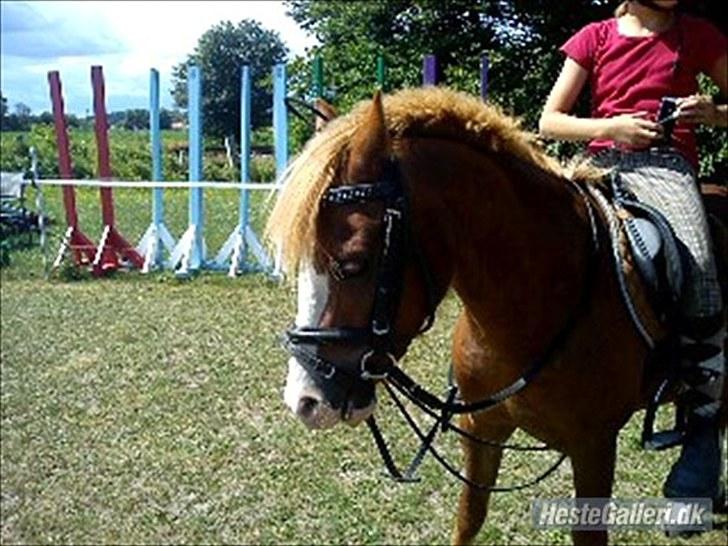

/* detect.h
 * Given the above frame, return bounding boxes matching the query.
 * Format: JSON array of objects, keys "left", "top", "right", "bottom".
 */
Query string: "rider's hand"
[
  {"left": 676, "top": 94, "right": 720, "bottom": 125},
  {"left": 607, "top": 112, "right": 663, "bottom": 147}
]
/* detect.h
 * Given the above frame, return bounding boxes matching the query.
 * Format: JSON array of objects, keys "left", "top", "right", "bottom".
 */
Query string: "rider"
[{"left": 539, "top": 0, "right": 727, "bottom": 509}]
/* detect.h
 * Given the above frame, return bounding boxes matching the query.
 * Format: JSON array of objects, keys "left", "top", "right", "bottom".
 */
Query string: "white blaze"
[{"left": 283, "top": 264, "right": 329, "bottom": 413}]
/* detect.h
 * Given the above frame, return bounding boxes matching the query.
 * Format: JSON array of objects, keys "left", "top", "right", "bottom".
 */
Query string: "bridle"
[
  {"left": 283, "top": 157, "right": 602, "bottom": 491},
  {"left": 286, "top": 159, "right": 436, "bottom": 384}
]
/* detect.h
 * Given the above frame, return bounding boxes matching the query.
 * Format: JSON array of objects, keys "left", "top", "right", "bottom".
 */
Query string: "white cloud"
[{"left": 1, "top": 0, "right": 317, "bottom": 114}]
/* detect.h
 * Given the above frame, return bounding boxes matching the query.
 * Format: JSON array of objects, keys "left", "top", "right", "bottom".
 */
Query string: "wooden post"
[
  {"left": 273, "top": 63, "right": 288, "bottom": 181},
  {"left": 215, "top": 64, "right": 272, "bottom": 275},
  {"left": 272, "top": 63, "right": 288, "bottom": 279},
  {"left": 47, "top": 70, "right": 97, "bottom": 267},
  {"left": 90, "top": 65, "right": 144, "bottom": 274},
  {"left": 138, "top": 67, "right": 175, "bottom": 271},
  {"left": 423, "top": 54, "right": 439, "bottom": 86},
  {"left": 169, "top": 65, "right": 205, "bottom": 276},
  {"left": 376, "top": 55, "right": 387, "bottom": 91},
  {"left": 480, "top": 54, "right": 489, "bottom": 101},
  {"left": 313, "top": 55, "right": 324, "bottom": 98}
]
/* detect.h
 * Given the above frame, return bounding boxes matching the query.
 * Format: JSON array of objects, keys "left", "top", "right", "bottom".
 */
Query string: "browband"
[{"left": 322, "top": 180, "right": 399, "bottom": 205}]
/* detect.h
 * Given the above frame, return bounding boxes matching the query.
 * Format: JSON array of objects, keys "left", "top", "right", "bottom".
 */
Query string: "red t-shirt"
[{"left": 561, "top": 15, "right": 726, "bottom": 167}]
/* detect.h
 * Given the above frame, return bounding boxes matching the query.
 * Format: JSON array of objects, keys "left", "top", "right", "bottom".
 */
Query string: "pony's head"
[
  {"left": 266, "top": 87, "right": 574, "bottom": 430},
  {"left": 267, "top": 92, "right": 444, "bottom": 429}
]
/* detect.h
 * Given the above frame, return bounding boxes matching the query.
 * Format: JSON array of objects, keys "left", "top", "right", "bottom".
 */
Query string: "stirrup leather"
[{"left": 642, "top": 375, "right": 688, "bottom": 451}]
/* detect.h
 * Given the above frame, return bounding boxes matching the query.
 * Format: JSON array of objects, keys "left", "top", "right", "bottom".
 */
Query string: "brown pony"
[{"left": 266, "top": 87, "right": 726, "bottom": 545}]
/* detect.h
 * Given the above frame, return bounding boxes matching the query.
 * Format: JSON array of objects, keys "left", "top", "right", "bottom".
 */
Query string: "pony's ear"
[
  {"left": 314, "top": 98, "right": 337, "bottom": 132},
  {"left": 346, "top": 90, "right": 390, "bottom": 182}
]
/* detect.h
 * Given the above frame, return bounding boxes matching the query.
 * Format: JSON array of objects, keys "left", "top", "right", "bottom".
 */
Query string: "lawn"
[{"left": 1, "top": 180, "right": 726, "bottom": 544}]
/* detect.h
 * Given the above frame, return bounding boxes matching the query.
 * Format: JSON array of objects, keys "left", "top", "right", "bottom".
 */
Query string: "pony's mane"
[{"left": 265, "top": 86, "right": 602, "bottom": 275}]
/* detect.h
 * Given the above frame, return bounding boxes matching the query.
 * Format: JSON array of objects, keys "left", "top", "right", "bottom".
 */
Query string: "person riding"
[{"left": 539, "top": 0, "right": 726, "bottom": 510}]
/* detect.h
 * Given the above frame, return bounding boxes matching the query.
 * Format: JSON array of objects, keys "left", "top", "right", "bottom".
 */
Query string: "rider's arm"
[
  {"left": 676, "top": 54, "right": 728, "bottom": 128},
  {"left": 539, "top": 58, "right": 662, "bottom": 147},
  {"left": 538, "top": 58, "right": 611, "bottom": 141}
]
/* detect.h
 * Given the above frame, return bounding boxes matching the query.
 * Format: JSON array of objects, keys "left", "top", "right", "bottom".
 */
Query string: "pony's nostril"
[{"left": 297, "top": 396, "right": 320, "bottom": 419}]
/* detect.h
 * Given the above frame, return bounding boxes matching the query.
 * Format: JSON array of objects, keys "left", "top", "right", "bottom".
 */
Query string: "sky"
[{"left": 0, "top": 1, "right": 317, "bottom": 115}]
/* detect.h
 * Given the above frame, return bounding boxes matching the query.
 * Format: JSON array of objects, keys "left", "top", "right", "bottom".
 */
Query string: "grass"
[{"left": 1, "top": 182, "right": 726, "bottom": 544}]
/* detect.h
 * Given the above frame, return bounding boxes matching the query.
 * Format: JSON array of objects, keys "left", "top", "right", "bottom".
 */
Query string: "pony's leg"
[
  {"left": 451, "top": 408, "right": 515, "bottom": 545},
  {"left": 569, "top": 435, "right": 617, "bottom": 546}
]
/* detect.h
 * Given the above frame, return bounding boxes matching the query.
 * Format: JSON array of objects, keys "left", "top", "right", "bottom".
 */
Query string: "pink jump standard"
[{"left": 47, "top": 66, "right": 144, "bottom": 275}]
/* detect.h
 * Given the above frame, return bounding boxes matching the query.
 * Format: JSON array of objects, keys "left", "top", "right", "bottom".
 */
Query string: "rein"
[{"left": 284, "top": 160, "right": 602, "bottom": 492}]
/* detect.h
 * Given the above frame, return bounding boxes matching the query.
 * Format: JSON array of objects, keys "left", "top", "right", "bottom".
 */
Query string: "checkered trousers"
[{"left": 595, "top": 148, "right": 723, "bottom": 319}]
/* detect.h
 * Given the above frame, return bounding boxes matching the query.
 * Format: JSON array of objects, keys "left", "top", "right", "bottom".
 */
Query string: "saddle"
[
  {"left": 587, "top": 176, "right": 727, "bottom": 451},
  {"left": 587, "top": 174, "right": 685, "bottom": 333},
  {"left": 613, "top": 180, "right": 686, "bottom": 322}
]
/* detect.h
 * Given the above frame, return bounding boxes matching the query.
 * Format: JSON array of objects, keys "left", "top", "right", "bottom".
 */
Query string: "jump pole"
[
  {"left": 90, "top": 65, "right": 145, "bottom": 275},
  {"left": 271, "top": 62, "right": 288, "bottom": 279},
  {"left": 313, "top": 56, "right": 324, "bottom": 99},
  {"left": 215, "top": 64, "right": 272, "bottom": 276},
  {"left": 480, "top": 54, "right": 489, "bottom": 100},
  {"left": 273, "top": 63, "right": 289, "bottom": 182},
  {"left": 422, "top": 53, "right": 489, "bottom": 98},
  {"left": 377, "top": 55, "right": 387, "bottom": 91},
  {"left": 47, "top": 71, "right": 98, "bottom": 269},
  {"left": 137, "top": 68, "right": 176, "bottom": 272},
  {"left": 423, "top": 54, "right": 439, "bottom": 86},
  {"left": 169, "top": 65, "right": 205, "bottom": 277}
]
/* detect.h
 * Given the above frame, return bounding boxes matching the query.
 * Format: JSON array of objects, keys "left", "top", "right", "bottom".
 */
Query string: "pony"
[{"left": 265, "top": 87, "right": 726, "bottom": 545}]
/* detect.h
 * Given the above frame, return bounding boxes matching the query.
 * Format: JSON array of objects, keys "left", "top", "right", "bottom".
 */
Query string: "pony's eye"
[
  {"left": 341, "top": 259, "right": 367, "bottom": 278},
  {"left": 331, "top": 258, "right": 368, "bottom": 281}
]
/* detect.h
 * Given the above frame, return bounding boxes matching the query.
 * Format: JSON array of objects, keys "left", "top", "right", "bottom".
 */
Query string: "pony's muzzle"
[
  {"left": 284, "top": 355, "right": 377, "bottom": 429},
  {"left": 291, "top": 387, "right": 340, "bottom": 430},
  {"left": 284, "top": 357, "right": 338, "bottom": 429},
  {"left": 292, "top": 387, "right": 377, "bottom": 429}
]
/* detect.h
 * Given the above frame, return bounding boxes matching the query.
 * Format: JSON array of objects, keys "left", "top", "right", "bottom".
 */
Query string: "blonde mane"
[{"left": 265, "top": 86, "right": 599, "bottom": 276}]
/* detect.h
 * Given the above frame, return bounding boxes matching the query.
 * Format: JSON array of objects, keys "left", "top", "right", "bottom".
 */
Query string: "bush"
[{"left": 250, "top": 155, "right": 275, "bottom": 182}]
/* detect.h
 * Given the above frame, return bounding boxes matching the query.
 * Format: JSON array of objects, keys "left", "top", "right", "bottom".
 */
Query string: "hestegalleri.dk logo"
[{"left": 532, "top": 497, "right": 712, "bottom": 531}]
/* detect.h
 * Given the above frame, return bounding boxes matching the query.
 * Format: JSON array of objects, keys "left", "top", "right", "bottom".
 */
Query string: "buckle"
[{"left": 360, "top": 350, "right": 395, "bottom": 380}]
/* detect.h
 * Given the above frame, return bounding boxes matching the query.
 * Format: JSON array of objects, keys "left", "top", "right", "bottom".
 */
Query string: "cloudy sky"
[{"left": 1, "top": 1, "right": 317, "bottom": 115}]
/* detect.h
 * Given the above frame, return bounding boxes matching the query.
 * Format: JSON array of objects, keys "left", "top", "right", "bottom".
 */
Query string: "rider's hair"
[{"left": 615, "top": 1, "right": 629, "bottom": 16}]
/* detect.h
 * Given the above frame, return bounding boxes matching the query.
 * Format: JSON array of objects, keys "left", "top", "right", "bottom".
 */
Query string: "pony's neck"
[{"left": 404, "top": 138, "right": 591, "bottom": 363}]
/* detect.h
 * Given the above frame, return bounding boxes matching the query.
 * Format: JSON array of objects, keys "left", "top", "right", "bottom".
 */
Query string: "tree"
[
  {"left": 0, "top": 93, "right": 10, "bottom": 131},
  {"left": 171, "top": 19, "right": 288, "bottom": 141},
  {"left": 286, "top": 0, "right": 725, "bottom": 178},
  {"left": 122, "top": 109, "right": 149, "bottom": 131},
  {"left": 159, "top": 109, "right": 175, "bottom": 130},
  {"left": 14, "top": 102, "right": 31, "bottom": 118},
  {"left": 36, "top": 111, "right": 54, "bottom": 125},
  {"left": 285, "top": 1, "right": 611, "bottom": 121},
  {"left": 2, "top": 102, "right": 33, "bottom": 131}
]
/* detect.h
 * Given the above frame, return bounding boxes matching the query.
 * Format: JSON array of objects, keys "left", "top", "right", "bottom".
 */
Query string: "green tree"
[
  {"left": 285, "top": 1, "right": 610, "bottom": 121},
  {"left": 159, "top": 109, "right": 175, "bottom": 130},
  {"left": 286, "top": 0, "right": 725, "bottom": 178},
  {"left": 122, "top": 109, "right": 149, "bottom": 131},
  {"left": 8, "top": 102, "right": 33, "bottom": 131},
  {"left": 0, "top": 93, "right": 12, "bottom": 131},
  {"left": 36, "top": 111, "right": 54, "bottom": 125},
  {"left": 171, "top": 20, "right": 288, "bottom": 141}
]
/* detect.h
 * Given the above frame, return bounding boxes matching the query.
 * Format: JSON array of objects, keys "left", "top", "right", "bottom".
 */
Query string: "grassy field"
[{"left": 2, "top": 177, "right": 726, "bottom": 544}]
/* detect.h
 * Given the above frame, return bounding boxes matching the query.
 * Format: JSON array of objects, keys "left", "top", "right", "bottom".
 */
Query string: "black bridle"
[
  {"left": 286, "top": 160, "right": 435, "bottom": 382},
  {"left": 283, "top": 158, "right": 601, "bottom": 491}
]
